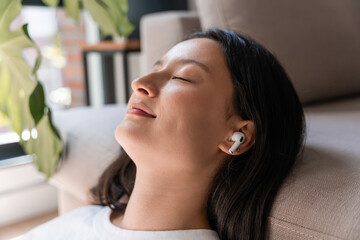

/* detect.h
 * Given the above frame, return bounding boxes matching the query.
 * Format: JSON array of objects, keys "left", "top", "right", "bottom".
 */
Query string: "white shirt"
[{"left": 21, "top": 205, "right": 220, "bottom": 240}]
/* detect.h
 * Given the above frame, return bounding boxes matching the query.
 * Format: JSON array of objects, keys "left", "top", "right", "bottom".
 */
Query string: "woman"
[{"left": 22, "top": 29, "right": 305, "bottom": 240}]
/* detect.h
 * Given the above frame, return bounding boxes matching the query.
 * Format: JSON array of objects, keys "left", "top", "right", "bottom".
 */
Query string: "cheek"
[
  {"left": 164, "top": 88, "right": 207, "bottom": 128},
  {"left": 160, "top": 86, "right": 226, "bottom": 149}
]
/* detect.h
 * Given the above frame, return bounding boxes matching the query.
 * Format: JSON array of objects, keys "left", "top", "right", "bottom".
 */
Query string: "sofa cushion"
[
  {"left": 269, "top": 96, "right": 360, "bottom": 239},
  {"left": 195, "top": 0, "right": 360, "bottom": 104}
]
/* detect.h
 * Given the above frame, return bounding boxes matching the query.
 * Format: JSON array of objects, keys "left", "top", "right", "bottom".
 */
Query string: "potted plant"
[{"left": 0, "top": 0, "right": 134, "bottom": 178}]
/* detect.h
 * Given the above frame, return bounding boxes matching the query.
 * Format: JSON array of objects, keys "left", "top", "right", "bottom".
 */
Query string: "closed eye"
[{"left": 172, "top": 76, "right": 192, "bottom": 82}]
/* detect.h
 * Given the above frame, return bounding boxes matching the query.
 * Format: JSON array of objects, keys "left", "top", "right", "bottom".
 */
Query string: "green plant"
[
  {"left": 43, "top": 0, "right": 134, "bottom": 37},
  {"left": 0, "top": 0, "right": 133, "bottom": 178}
]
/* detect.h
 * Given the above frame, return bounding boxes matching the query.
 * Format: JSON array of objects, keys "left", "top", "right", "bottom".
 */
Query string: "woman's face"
[{"left": 115, "top": 38, "right": 237, "bottom": 175}]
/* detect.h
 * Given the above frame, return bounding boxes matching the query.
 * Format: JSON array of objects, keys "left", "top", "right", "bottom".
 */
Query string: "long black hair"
[{"left": 90, "top": 28, "right": 306, "bottom": 240}]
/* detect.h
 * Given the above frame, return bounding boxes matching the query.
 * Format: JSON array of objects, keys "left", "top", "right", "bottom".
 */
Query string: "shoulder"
[{"left": 21, "top": 205, "right": 106, "bottom": 240}]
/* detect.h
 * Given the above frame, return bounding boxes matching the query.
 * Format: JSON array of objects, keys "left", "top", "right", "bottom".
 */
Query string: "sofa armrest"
[{"left": 140, "top": 11, "right": 201, "bottom": 75}]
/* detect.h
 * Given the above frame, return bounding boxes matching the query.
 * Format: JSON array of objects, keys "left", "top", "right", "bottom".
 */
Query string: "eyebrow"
[{"left": 154, "top": 58, "right": 211, "bottom": 74}]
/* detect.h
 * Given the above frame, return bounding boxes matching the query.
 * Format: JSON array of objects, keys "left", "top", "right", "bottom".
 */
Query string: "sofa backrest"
[
  {"left": 140, "top": 11, "right": 201, "bottom": 76},
  {"left": 195, "top": 0, "right": 360, "bottom": 104}
]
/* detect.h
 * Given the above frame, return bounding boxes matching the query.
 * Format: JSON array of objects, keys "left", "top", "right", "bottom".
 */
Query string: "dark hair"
[{"left": 90, "top": 28, "right": 306, "bottom": 240}]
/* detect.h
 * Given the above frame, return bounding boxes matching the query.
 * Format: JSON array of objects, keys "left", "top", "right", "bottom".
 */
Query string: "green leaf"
[
  {"left": 0, "top": 0, "right": 62, "bottom": 178},
  {"left": 29, "top": 82, "right": 45, "bottom": 125},
  {"left": 22, "top": 24, "right": 42, "bottom": 74},
  {"left": 23, "top": 114, "right": 62, "bottom": 179},
  {"left": 47, "top": 107, "right": 61, "bottom": 139},
  {"left": 81, "top": 0, "right": 134, "bottom": 37},
  {"left": 118, "top": 0, "right": 129, "bottom": 13},
  {"left": 101, "top": 0, "right": 134, "bottom": 36},
  {"left": 0, "top": 58, "right": 11, "bottom": 104},
  {"left": 41, "top": 0, "right": 60, "bottom": 8},
  {"left": 0, "top": 111, "right": 9, "bottom": 126},
  {"left": 82, "top": 0, "right": 117, "bottom": 36},
  {"left": 64, "top": 0, "right": 80, "bottom": 23},
  {"left": 0, "top": 0, "right": 36, "bottom": 136}
]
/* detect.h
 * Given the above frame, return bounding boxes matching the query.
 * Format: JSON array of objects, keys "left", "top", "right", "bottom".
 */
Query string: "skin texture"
[{"left": 113, "top": 38, "right": 255, "bottom": 231}]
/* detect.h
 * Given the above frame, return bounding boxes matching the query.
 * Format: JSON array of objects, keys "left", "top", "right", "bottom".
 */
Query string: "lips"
[{"left": 127, "top": 102, "right": 156, "bottom": 118}]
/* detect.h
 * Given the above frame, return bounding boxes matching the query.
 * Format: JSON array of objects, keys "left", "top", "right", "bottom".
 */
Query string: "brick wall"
[{"left": 56, "top": 9, "right": 86, "bottom": 108}]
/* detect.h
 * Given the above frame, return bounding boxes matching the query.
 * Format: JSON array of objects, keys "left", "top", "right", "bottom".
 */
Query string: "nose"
[{"left": 131, "top": 72, "right": 159, "bottom": 97}]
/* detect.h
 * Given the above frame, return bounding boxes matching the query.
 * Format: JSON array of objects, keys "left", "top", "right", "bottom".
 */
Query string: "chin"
[
  {"left": 115, "top": 123, "right": 133, "bottom": 148},
  {"left": 114, "top": 123, "right": 147, "bottom": 160}
]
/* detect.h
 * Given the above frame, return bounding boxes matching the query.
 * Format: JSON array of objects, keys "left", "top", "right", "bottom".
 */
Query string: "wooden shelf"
[{"left": 81, "top": 40, "right": 140, "bottom": 52}]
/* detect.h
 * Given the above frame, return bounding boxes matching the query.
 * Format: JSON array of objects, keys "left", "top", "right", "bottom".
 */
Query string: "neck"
[{"left": 112, "top": 168, "right": 213, "bottom": 231}]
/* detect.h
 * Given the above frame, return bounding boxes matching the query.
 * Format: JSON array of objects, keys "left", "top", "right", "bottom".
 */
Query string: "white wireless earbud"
[{"left": 228, "top": 132, "right": 245, "bottom": 154}]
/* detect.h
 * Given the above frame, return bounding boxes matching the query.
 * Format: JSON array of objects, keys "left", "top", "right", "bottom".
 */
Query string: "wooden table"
[{"left": 82, "top": 40, "right": 141, "bottom": 105}]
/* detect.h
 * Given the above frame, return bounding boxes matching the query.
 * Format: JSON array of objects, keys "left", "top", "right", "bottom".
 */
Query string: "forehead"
[
  {"left": 163, "top": 38, "right": 228, "bottom": 72},
  {"left": 164, "top": 38, "right": 235, "bottom": 109}
]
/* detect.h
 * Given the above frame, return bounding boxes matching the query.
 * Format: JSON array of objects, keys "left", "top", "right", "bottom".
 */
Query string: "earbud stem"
[{"left": 229, "top": 141, "right": 241, "bottom": 154}]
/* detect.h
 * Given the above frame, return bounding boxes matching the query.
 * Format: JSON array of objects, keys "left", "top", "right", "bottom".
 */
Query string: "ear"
[{"left": 218, "top": 120, "right": 255, "bottom": 155}]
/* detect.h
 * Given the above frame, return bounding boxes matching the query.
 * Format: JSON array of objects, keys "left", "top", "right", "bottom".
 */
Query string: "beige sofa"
[{"left": 51, "top": 0, "right": 360, "bottom": 239}]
